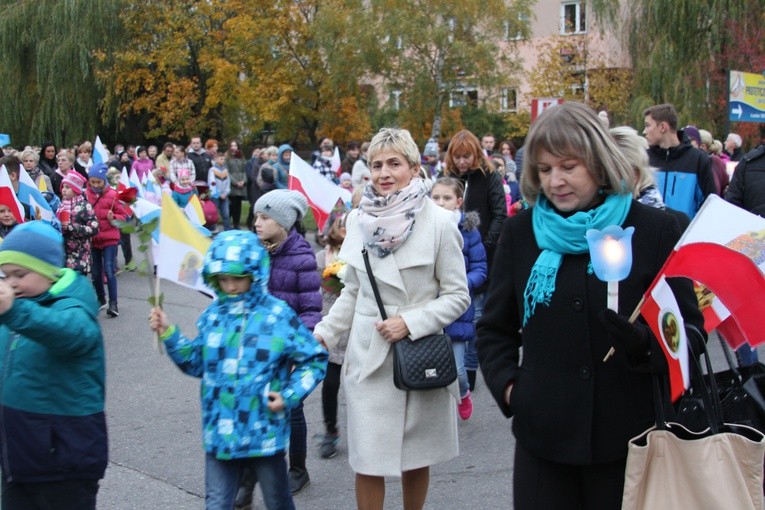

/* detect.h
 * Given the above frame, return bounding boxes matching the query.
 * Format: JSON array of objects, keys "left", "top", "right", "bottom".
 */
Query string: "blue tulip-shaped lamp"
[{"left": 586, "top": 225, "right": 635, "bottom": 361}]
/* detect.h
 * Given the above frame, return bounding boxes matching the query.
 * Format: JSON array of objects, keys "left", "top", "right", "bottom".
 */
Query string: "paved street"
[{"left": 95, "top": 248, "right": 753, "bottom": 510}]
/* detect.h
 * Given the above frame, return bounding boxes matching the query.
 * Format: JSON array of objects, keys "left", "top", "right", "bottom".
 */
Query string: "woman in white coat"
[{"left": 314, "top": 128, "right": 469, "bottom": 510}]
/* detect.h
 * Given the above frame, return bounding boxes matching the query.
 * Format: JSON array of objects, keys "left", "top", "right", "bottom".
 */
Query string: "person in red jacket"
[{"left": 85, "top": 163, "right": 128, "bottom": 317}]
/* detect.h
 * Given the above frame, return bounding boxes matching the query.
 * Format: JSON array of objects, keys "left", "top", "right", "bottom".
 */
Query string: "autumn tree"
[
  {"left": 0, "top": 0, "right": 121, "bottom": 146},
  {"left": 95, "top": 0, "right": 224, "bottom": 142},
  {"left": 222, "top": 0, "right": 372, "bottom": 146},
  {"left": 359, "top": 0, "right": 532, "bottom": 142},
  {"left": 527, "top": 32, "right": 632, "bottom": 123},
  {"left": 594, "top": 0, "right": 764, "bottom": 135},
  {"left": 97, "top": 0, "right": 372, "bottom": 146}
]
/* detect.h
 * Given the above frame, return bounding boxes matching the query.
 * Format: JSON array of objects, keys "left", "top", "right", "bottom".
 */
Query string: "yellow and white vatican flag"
[{"left": 157, "top": 193, "right": 214, "bottom": 296}]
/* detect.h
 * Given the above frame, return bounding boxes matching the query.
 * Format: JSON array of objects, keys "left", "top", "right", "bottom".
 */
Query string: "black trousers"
[
  {"left": 1, "top": 477, "right": 99, "bottom": 510},
  {"left": 229, "top": 196, "right": 244, "bottom": 229},
  {"left": 513, "top": 441, "right": 626, "bottom": 510},
  {"left": 321, "top": 362, "right": 342, "bottom": 434},
  {"left": 289, "top": 401, "right": 306, "bottom": 459}
]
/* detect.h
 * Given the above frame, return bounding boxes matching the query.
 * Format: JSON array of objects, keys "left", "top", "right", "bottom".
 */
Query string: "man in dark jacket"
[
  {"left": 726, "top": 124, "right": 765, "bottom": 216},
  {"left": 724, "top": 124, "right": 765, "bottom": 366},
  {"left": 186, "top": 136, "right": 211, "bottom": 182},
  {"left": 643, "top": 104, "right": 716, "bottom": 219}
]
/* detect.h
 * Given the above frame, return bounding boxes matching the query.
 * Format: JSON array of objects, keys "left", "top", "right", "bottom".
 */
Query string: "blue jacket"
[
  {"left": 444, "top": 212, "right": 487, "bottom": 342},
  {"left": 274, "top": 145, "right": 294, "bottom": 189},
  {"left": 648, "top": 133, "right": 716, "bottom": 218},
  {"left": 268, "top": 228, "right": 323, "bottom": 330},
  {"left": 161, "top": 231, "right": 327, "bottom": 460},
  {"left": 0, "top": 269, "right": 107, "bottom": 482}
]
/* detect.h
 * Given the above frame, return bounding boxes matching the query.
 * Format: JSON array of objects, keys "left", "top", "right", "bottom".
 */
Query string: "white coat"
[{"left": 314, "top": 198, "right": 470, "bottom": 476}]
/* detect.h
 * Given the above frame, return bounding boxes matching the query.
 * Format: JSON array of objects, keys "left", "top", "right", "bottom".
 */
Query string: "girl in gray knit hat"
[{"left": 236, "top": 189, "right": 323, "bottom": 504}]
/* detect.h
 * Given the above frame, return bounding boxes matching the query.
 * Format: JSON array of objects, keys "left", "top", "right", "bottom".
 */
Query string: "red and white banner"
[
  {"left": 641, "top": 195, "right": 765, "bottom": 352},
  {"left": 288, "top": 152, "right": 351, "bottom": 231},
  {"left": 641, "top": 276, "right": 689, "bottom": 402}
]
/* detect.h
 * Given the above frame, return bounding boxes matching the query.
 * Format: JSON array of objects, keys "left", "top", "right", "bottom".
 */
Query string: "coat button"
[
  {"left": 579, "top": 366, "right": 591, "bottom": 380},
  {"left": 571, "top": 297, "right": 584, "bottom": 311}
]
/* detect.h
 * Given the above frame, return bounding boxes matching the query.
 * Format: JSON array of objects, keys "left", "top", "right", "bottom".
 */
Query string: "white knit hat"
[{"left": 253, "top": 190, "right": 308, "bottom": 230}]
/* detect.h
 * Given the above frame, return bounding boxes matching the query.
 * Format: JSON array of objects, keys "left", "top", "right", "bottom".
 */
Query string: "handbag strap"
[
  {"left": 686, "top": 325, "right": 724, "bottom": 433},
  {"left": 717, "top": 333, "right": 744, "bottom": 381},
  {"left": 362, "top": 248, "right": 388, "bottom": 321}
]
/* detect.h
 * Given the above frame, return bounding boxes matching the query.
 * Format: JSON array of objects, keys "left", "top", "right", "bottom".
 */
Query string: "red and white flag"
[
  {"left": 640, "top": 194, "right": 765, "bottom": 352},
  {"left": 0, "top": 165, "right": 25, "bottom": 224},
  {"left": 331, "top": 147, "right": 342, "bottom": 178},
  {"left": 641, "top": 276, "right": 689, "bottom": 402},
  {"left": 288, "top": 152, "right": 351, "bottom": 231}
]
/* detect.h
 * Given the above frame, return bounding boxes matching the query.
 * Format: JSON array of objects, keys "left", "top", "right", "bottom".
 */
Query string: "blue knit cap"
[
  {"left": 0, "top": 221, "right": 65, "bottom": 280},
  {"left": 88, "top": 162, "right": 108, "bottom": 182}
]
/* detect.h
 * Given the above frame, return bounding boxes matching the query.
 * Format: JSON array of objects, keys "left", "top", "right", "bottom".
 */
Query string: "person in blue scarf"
[
  {"left": 476, "top": 102, "right": 705, "bottom": 510},
  {"left": 148, "top": 230, "right": 327, "bottom": 510}
]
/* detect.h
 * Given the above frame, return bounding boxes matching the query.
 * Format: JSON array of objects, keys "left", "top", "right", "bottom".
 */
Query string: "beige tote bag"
[{"left": 622, "top": 421, "right": 765, "bottom": 510}]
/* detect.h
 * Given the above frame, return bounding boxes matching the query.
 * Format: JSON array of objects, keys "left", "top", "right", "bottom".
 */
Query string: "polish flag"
[
  {"left": 640, "top": 276, "right": 689, "bottom": 402},
  {"left": 288, "top": 152, "right": 351, "bottom": 231},
  {"left": 119, "top": 167, "right": 131, "bottom": 192},
  {"left": 0, "top": 166, "right": 25, "bottom": 224}
]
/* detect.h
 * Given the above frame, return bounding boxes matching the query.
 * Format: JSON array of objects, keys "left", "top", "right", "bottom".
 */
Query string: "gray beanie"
[{"left": 253, "top": 190, "right": 308, "bottom": 230}]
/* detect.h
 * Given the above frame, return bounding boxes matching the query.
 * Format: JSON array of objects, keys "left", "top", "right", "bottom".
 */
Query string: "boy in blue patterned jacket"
[{"left": 149, "top": 230, "right": 327, "bottom": 510}]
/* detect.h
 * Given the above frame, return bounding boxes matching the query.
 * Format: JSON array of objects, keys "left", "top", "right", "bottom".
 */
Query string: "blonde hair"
[
  {"left": 521, "top": 102, "right": 634, "bottom": 204},
  {"left": 57, "top": 149, "right": 74, "bottom": 163},
  {"left": 610, "top": 126, "right": 654, "bottom": 197},
  {"left": 20, "top": 148, "right": 39, "bottom": 164},
  {"left": 367, "top": 128, "right": 420, "bottom": 167},
  {"left": 78, "top": 141, "right": 92, "bottom": 155}
]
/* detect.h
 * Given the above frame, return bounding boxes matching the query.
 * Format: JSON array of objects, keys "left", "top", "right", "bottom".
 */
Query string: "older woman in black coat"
[{"left": 477, "top": 102, "right": 705, "bottom": 510}]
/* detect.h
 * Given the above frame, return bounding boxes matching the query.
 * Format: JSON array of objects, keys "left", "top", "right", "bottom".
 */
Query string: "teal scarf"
[{"left": 523, "top": 193, "right": 632, "bottom": 326}]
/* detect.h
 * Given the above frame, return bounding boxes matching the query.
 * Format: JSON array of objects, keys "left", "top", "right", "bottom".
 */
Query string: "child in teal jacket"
[
  {"left": 149, "top": 230, "right": 327, "bottom": 510},
  {"left": 0, "top": 221, "right": 107, "bottom": 510}
]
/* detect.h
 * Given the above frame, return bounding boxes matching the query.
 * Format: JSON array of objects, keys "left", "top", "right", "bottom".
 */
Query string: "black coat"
[
  {"left": 725, "top": 144, "right": 765, "bottom": 217},
  {"left": 455, "top": 168, "right": 507, "bottom": 293},
  {"left": 477, "top": 201, "right": 704, "bottom": 465}
]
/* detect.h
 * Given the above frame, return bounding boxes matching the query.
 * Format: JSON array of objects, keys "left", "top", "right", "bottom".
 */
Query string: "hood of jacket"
[
  {"left": 202, "top": 230, "right": 270, "bottom": 302},
  {"left": 461, "top": 210, "right": 481, "bottom": 232},
  {"left": 277, "top": 144, "right": 294, "bottom": 168},
  {"left": 36, "top": 268, "right": 100, "bottom": 318}
]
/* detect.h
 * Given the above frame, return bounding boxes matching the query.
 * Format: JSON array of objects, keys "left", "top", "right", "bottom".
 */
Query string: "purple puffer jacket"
[{"left": 268, "top": 228, "right": 323, "bottom": 330}]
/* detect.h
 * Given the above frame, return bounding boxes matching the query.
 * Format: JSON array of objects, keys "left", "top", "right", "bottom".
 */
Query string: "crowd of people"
[{"left": 0, "top": 101, "right": 764, "bottom": 510}]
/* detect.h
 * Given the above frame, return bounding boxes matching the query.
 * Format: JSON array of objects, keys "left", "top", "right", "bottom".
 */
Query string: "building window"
[
  {"left": 560, "top": 1, "right": 586, "bottom": 34},
  {"left": 390, "top": 90, "right": 402, "bottom": 111},
  {"left": 449, "top": 88, "right": 478, "bottom": 108},
  {"left": 504, "top": 13, "right": 530, "bottom": 41},
  {"left": 500, "top": 88, "right": 517, "bottom": 112}
]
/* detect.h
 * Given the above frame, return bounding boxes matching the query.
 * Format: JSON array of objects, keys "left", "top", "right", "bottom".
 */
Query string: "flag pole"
[{"left": 153, "top": 271, "right": 162, "bottom": 353}]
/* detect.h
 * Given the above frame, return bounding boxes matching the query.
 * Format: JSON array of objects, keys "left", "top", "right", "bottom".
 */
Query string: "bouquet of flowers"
[{"left": 321, "top": 260, "right": 347, "bottom": 296}]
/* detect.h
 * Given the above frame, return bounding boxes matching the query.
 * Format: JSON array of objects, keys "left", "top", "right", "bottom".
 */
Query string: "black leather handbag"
[
  {"left": 676, "top": 334, "right": 765, "bottom": 434},
  {"left": 362, "top": 249, "right": 457, "bottom": 391}
]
